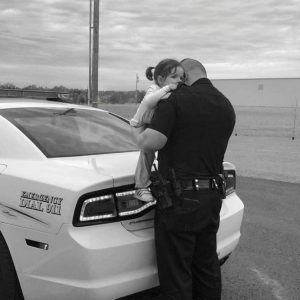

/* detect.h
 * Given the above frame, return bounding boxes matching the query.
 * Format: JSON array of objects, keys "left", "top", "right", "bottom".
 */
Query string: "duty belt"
[{"left": 180, "top": 178, "right": 219, "bottom": 191}]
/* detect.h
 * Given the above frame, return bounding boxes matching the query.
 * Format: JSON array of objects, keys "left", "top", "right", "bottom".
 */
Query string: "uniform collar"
[{"left": 191, "top": 78, "right": 212, "bottom": 86}]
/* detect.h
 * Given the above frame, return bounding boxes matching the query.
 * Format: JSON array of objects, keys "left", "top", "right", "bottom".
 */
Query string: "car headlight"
[
  {"left": 225, "top": 169, "right": 236, "bottom": 196},
  {"left": 74, "top": 186, "right": 156, "bottom": 226}
]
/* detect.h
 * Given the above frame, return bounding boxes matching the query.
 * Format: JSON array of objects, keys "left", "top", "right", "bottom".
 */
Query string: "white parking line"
[{"left": 251, "top": 268, "right": 288, "bottom": 300}]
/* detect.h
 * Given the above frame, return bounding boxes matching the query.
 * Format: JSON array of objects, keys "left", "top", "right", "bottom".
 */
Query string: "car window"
[{"left": 0, "top": 107, "right": 138, "bottom": 157}]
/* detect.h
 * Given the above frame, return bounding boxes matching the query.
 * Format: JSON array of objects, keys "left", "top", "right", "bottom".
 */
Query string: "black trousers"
[{"left": 154, "top": 189, "right": 222, "bottom": 300}]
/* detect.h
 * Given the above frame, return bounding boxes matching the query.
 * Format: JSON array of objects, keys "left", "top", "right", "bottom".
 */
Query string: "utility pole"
[
  {"left": 135, "top": 73, "right": 139, "bottom": 103},
  {"left": 89, "top": 0, "right": 99, "bottom": 107}
]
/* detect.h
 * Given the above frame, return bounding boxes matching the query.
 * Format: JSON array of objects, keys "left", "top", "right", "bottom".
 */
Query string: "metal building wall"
[{"left": 211, "top": 78, "right": 300, "bottom": 107}]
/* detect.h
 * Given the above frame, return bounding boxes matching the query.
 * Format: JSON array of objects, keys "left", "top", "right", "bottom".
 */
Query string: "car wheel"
[{"left": 0, "top": 233, "right": 24, "bottom": 300}]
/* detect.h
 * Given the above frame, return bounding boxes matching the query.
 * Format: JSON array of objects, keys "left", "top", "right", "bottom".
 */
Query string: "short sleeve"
[{"left": 148, "top": 99, "right": 176, "bottom": 138}]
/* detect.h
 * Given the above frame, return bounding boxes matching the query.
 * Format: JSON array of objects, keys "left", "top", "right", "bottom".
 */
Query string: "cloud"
[{"left": 0, "top": 0, "right": 300, "bottom": 90}]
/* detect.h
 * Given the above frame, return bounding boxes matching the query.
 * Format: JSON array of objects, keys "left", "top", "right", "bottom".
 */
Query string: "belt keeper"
[{"left": 212, "top": 178, "right": 218, "bottom": 190}]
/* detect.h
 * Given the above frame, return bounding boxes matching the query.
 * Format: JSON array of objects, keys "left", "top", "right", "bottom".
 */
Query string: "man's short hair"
[{"left": 180, "top": 58, "right": 207, "bottom": 76}]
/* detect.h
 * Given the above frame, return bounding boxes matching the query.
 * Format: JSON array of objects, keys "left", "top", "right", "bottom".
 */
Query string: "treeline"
[
  {"left": 0, "top": 82, "right": 75, "bottom": 93},
  {"left": 99, "top": 90, "right": 146, "bottom": 104},
  {"left": 0, "top": 83, "right": 146, "bottom": 104}
]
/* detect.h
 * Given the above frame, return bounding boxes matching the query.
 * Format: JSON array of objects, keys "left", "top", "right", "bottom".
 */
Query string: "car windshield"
[{"left": 1, "top": 107, "right": 138, "bottom": 157}]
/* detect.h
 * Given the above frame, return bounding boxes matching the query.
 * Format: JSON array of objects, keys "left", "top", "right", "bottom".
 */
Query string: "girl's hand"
[{"left": 168, "top": 83, "right": 178, "bottom": 90}]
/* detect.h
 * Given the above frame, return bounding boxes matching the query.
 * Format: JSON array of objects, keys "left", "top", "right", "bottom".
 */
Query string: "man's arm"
[{"left": 132, "top": 127, "right": 167, "bottom": 151}]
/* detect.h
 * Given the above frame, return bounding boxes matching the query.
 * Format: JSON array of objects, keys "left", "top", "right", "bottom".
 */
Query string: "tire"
[{"left": 0, "top": 232, "right": 24, "bottom": 300}]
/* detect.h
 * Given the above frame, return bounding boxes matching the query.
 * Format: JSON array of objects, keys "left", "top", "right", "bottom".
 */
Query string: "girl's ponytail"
[{"left": 145, "top": 67, "right": 154, "bottom": 81}]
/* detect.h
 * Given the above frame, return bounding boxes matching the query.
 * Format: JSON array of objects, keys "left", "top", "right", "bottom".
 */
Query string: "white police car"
[{"left": 0, "top": 98, "right": 244, "bottom": 300}]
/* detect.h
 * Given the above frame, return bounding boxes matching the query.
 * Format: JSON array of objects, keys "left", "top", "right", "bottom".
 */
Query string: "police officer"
[{"left": 136, "top": 58, "right": 236, "bottom": 300}]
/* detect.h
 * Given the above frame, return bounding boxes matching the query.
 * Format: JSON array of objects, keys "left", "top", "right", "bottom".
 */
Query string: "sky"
[{"left": 0, "top": 0, "right": 300, "bottom": 91}]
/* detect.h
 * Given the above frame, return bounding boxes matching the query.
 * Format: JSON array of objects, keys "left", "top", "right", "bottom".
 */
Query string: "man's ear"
[{"left": 183, "top": 73, "right": 190, "bottom": 86}]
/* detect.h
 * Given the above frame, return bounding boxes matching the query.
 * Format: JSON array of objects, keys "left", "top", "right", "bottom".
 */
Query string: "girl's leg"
[
  {"left": 135, "top": 150, "right": 155, "bottom": 188},
  {"left": 134, "top": 150, "right": 156, "bottom": 202}
]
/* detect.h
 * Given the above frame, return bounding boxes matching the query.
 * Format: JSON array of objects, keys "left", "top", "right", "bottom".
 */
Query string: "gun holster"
[{"left": 150, "top": 171, "right": 173, "bottom": 209}]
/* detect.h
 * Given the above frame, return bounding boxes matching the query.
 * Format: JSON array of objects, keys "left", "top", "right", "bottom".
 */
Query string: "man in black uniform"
[{"left": 136, "top": 58, "right": 235, "bottom": 300}]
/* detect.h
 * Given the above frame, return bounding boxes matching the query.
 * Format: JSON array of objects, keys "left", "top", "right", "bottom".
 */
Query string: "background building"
[{"left": 212, "top": 78, "right": 300, "bottom": 107}]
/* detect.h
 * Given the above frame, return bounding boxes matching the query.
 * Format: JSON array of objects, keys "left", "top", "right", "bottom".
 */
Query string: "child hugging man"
[{"left": 130, "top": 58, "right": 184, "bottom": 202}]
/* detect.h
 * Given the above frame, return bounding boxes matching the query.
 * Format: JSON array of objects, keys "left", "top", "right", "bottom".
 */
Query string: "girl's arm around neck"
[{"left": 142, "top": 85, "right": 171, "bottom": 109}]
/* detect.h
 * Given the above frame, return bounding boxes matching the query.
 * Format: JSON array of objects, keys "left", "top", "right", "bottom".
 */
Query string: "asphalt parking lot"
[{"left": 222, "top": 176, "right": 300, "bottom": 300}]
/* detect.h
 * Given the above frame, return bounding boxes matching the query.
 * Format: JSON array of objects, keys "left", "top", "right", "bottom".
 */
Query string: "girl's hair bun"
[{"left": 145, "top": 67, "right": 155, "bottom": 81}]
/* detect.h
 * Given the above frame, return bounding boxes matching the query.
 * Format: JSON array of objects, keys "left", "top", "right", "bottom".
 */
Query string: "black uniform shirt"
[{"left": 149, "top": 78, "right": 236, "bottom": 179}]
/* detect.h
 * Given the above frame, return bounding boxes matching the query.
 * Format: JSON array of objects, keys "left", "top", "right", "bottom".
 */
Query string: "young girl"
[{"left": 130, "top": 59, "right": 185, "bottom": 202}]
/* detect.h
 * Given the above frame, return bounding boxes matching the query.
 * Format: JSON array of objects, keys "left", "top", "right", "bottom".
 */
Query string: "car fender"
[{"left": 0, "top": 162, "right": 114, "bottom": 234}]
